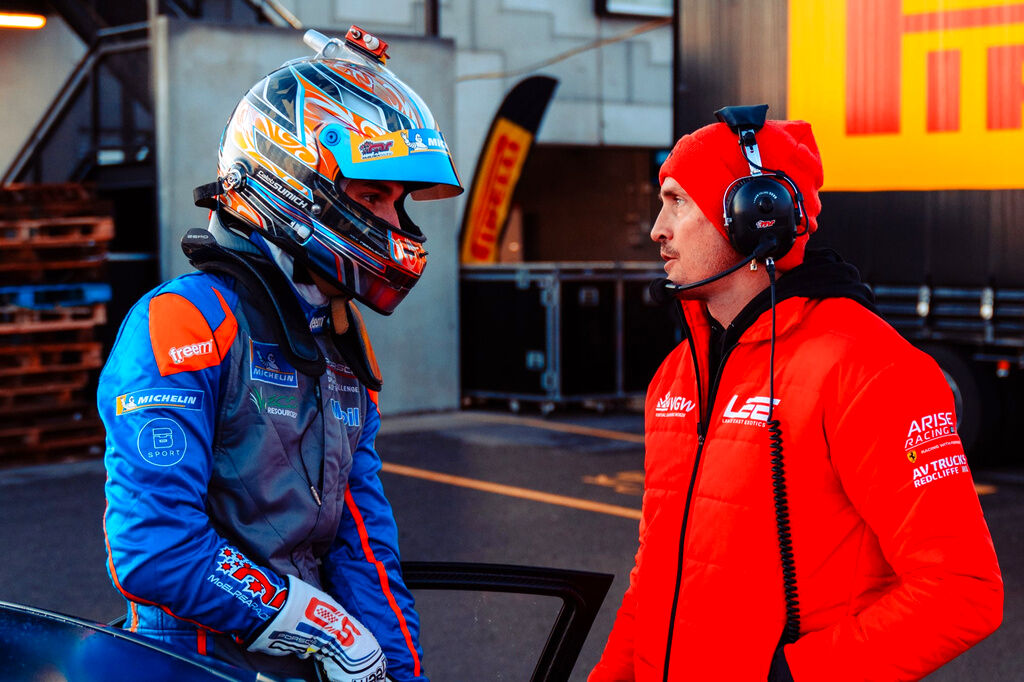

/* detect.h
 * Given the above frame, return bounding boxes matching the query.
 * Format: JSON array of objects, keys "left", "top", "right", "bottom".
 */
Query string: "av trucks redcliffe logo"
[
  {"left": 789, "top": 0, "right": 1024, "bottom": 190},
  {"left": 912, "top": 453, "right": 969, "bottom": 488}
]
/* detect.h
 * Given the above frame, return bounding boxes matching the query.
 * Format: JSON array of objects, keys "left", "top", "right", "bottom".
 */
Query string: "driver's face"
[{"left": 343, "top": 179, "right": 404, "bottom": 228}]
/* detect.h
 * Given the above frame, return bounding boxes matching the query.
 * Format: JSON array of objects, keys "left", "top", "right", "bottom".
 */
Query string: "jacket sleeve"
[
  {"left": 589, "top": 534, "right": 642, "bottom": 681},
  {"left": 100, "top": 284, "right": 289, "bottom": 640},
  {"left": 322, "top": 390, "right": 427, "bottom": 682},
  {"left": 786, "top": 351, "right": 1003, "bottom": 681}
]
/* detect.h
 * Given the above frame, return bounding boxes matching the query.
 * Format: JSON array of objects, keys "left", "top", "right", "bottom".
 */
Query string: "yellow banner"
[
  {"left": 788, "top": 0, "right": 1024, "bottom": 190},
  {"left": 460, "top": 118, "right": 534, "bottom": 264}
]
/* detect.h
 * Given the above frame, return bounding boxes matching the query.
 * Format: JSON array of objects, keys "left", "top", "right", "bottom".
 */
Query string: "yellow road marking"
[
  {"left": 975, "top": 484, "right": 997, "bottom": 495},
  {"left": 380, "top": 462, "right": 641, "bottom": 520},
  {"left": 463, "top": 412, "right": 645, "bottom": 444}
]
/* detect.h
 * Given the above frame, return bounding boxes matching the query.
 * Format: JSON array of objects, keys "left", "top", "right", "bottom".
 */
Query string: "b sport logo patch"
[{"left": 136, "top": 417, "right": 188, "bottom": 467}]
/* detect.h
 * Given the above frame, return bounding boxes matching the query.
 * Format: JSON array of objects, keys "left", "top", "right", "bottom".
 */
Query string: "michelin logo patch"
[
  {"left": 116, "top": 388, "right": 203, "bottom": 415},
  {"left": 137, "top": 417, "right": 188, "bottom": 467},
  {"left": 250, "top": 339, "right": 298, "bottom": 388}
]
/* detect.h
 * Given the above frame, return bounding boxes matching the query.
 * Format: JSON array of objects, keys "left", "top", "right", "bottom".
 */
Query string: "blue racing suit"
[{"left": 98, "top": 241, "right": 426, "bottom": 681}]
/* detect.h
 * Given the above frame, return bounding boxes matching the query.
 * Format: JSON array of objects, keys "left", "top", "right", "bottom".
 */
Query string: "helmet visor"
[{"left": 319, "top": 125, "right": 462, "bottom": 200}]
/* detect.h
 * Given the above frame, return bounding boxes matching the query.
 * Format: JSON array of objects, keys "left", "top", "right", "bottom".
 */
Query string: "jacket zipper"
[
  {"left": 662, "top": 316, "right": 737, "bottom": 681},
  {"left": 310, "top": 383, "right": 324, "bottom": 507}
]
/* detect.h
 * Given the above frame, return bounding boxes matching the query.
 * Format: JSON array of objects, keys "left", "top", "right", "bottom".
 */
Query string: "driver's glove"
[{"left": 249, "top": 575, "right": 387, "bottom": 682}]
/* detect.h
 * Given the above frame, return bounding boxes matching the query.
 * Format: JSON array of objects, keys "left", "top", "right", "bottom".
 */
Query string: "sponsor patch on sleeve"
[
  {"left": 149, "top": 289, "right": 237, "bottom": 377},
  {"left": 911, "top": 453, "right": 970, "bottom": 488},
  {"left": 136, "top": 417, "right": 188, "bottom": 467},
  {"left": 209, "top": 547, "right": 287, "bottom": 620},
  {"left": 116, "top": 388, "right": 204, "bottom": 415},
  {"left": 904, "top": 411, "right": 969, "bottom": 488}
]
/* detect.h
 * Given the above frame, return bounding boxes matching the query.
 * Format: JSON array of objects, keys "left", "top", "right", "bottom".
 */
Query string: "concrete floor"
[{"left": 0, "top": 409, "right": 1020, "bottom": 680}]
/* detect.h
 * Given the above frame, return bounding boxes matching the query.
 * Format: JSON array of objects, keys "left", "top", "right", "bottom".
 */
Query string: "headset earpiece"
[
  {"left": 723, "top": 174, "right": 800, "bottom": 259},
  {"left": 714, "top": 105, "right": 806, "bottom": 262}
]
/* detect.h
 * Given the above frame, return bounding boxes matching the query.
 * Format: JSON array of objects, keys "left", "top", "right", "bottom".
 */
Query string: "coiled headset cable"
[{"left": 765, "top": 257, "right": 801, "bottom": 644}]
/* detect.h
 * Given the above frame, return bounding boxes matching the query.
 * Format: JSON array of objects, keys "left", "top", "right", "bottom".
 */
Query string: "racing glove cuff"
[{"left": 248, "top": 575, "right": 387, "bottom": 682}]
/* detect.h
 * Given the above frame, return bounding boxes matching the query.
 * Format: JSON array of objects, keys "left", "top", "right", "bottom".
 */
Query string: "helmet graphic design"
[{"left": 212, "top": 27, "right": 462, "bottom": 315}]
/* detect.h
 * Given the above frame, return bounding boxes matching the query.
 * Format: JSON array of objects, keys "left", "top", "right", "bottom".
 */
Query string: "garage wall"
[{"left": 0, "top": 15, "right": 86, "bottom": 178}]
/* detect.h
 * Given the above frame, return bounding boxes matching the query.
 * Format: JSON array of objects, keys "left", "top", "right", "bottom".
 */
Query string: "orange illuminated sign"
[
  {"left": 0, "top": 13, "right": 46, "bottom": 29},
  {"left": 789, "top": 0, "right": 1024, "bottom": 190}
]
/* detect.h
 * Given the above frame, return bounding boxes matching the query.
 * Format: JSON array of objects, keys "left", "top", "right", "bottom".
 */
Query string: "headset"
[
  {"left": 650, "top": 104, "right": 806, "bottom": 302},
  {"left": 718, "top": 104, "right": 806, "bottom": 261}
]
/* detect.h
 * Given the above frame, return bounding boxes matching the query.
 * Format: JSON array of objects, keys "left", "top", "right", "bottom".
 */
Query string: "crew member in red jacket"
[{"left": 590, "top": 106, "right": 1003, "bottom": 681}]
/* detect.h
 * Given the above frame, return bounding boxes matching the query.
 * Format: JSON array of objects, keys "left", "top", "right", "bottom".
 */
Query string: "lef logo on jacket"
[
  {"left": 654, "top": 391, "right": 696, "bottom": 418},
  {"left": 721, "top": 395, "right": 780, "bottom": 425}
]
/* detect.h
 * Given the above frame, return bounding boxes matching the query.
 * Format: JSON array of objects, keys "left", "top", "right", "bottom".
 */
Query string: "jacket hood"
[
  {"left": 728, "top": 248, "right": 875, "bottom": 336},
  {"left": 679, "top": 248, "right": 876, "bottom": 354}
]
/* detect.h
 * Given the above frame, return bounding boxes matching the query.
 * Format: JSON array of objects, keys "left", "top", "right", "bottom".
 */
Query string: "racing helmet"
[{"left": 207, "top": 27, "right": 462, "bottom": 315}]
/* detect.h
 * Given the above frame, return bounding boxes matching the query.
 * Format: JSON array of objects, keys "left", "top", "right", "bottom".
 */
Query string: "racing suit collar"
[{"left": 207, "top": 213, "right": 330, "bottom": 327}]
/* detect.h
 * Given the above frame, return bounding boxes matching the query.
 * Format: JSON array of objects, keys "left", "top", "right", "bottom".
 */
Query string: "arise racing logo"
[
  {"left": 904, "top": 411, "right": 956, "bottom": 449},
  {"left": 654, "top": 391, "right": 696, "bottom": 418}
]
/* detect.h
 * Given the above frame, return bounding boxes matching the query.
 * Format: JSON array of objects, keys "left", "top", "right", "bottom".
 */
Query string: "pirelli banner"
[
  {"left": 459, "top": 76, "right": 558, "bottom": 264},
  {"left": 788, "top": 0, "right": 1024, "bottom": 190}
]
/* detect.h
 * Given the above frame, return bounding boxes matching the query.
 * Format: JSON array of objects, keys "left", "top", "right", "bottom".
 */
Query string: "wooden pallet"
[
  {"left": 0, "top": 246, "right": 107, "bottom": 269},
  {"left": 0, "top": 327, "right": 98, "bottom": 347},
  {"left": 0, "top": 255, "right": 107, "bottom": 288},
  {"left": 0, "top": 369, "right": 92, "bottom": 395},
  {"left": 0, "top": 216, "right": 114, "bottom": 248},
  {"left": 0, "top": 183, "right": 111, "bottom": 221},
  {"left": 0, "top": 342, "right": 102, "bottom": 377},
  {"left": 0, "top": 418, "right": 106, "bottom": 463},
  {"left": 0, "top": 398, "right": 94, "bottom": 421},
  {"left": 0, "top": 303, "right": 106, "bottom": 334}
]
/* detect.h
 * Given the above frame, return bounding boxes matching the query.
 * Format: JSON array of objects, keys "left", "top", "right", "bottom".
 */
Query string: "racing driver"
[{"left": 98, "top": 27, "right": 461, "bottom": 682}]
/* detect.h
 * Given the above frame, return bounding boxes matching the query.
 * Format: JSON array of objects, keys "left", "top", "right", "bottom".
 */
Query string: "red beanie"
[{"left": 658, "top": 119, "right": 824, "bottom": 271}]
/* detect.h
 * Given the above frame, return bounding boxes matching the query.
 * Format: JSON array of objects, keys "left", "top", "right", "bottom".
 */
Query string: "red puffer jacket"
[{"left": 591, "top": 253, "right": 1002, "bottom": 681}]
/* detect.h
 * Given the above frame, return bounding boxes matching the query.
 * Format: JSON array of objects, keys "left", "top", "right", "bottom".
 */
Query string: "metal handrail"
[
  {"left": 245, "top": 0, "right": 301, "bottom": 28},
  {"left": 1, "top": 34, "right": 149, "bottom": 185}
]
